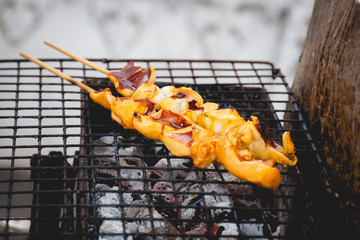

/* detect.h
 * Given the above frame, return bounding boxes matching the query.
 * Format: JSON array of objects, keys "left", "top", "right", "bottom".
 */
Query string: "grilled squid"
[
  {"left": 89, "top": 62, "right": 298, "bottom": 190},
  {"left": 222, "top": 116, "right": 298, "bottom": 167},
  {"left": 20, "top": 46, "right": 298, "bottom": 190},
  {"left": 134, "top": 109, "right": 193, "bottom": 141},
  {"left": 215, "top": 135, "right": 281, "bottom": 190},
  {"left": 160, "top": 115, "right": 297, "bottom": 190}
]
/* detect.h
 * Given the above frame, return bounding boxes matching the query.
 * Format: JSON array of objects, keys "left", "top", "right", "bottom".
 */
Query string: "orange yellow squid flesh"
[
  {"left": 110, "top": 97, "right": 155, "bottom": 130},
  {"left": 216, "top": 135, "right": 281, "bottom": 191},
  {"left": 196, "top": 109, "right": 244, "bottom": 134},
  {"left": 160, "top": 126, "right": 194, "bottom": 157},
  {"left": 191, "top": 135, "right": 220, "bottom": 168},
  {"left": 159, "top": 86, "right": 204, "bottom": 113},
  {"left": 161, "top": 123, "right": 220, "bottom": 167},
  {"left": 189, "top": 125, "right": 219, "bottom": 168},
  {"left": 131, "top": 82, "right": 164, "bottom": 110},
  {"left": 108, "top": 61, "right": 156, "bottom": 97},
  {"left": 170, "top": 87, "right": 204, "bottom": 108},
  {"left": 183, "top": 102, "right": 220, "bottom": 123},
  {"left": 134, "top": 109, "right": 192, "bottom": 141},
  {"left": 89, "top": 88, "right": 116, "bottom": 110}
]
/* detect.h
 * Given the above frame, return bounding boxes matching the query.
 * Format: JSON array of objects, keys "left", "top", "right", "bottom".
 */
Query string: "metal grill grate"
[{"left": 0, "top": 59, "right": 346, "bottom": 239}]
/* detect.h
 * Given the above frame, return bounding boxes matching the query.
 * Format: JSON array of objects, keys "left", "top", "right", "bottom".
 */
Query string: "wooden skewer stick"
[
  {"left": 44, "top": 40, "right": 111, "bottom": 75},
  {"left": 20, "top": 51, "right": 95, "bottom": 93}
]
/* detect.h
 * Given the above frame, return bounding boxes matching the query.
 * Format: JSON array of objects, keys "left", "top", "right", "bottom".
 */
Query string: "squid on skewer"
[
  {"left": 20, "top": 42, "right": 298, "bottom": 190},
  {"left": 87, "top": 67, "right": 297, "bottom": 190}
]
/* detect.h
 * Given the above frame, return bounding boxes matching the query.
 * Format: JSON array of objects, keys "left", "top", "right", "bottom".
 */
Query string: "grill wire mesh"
[{"left": 0, "top": 59, "right": 347, "bottom": 239}]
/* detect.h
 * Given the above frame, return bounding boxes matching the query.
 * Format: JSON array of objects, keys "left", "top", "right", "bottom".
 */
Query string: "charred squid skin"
[
  {"left": 108, "top": 62, "right": 156, "bottom": 97},
  {"left": 280, "top": 131, "right": 298, "bottom": 166},
  {"left": 234, "top": 117, "right": 298, "bottom": 167}
]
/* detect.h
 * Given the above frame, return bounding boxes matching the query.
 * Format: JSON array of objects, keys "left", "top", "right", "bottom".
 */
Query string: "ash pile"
[{"left": 90, "top": 135, "right": 282, "bottom": 239}]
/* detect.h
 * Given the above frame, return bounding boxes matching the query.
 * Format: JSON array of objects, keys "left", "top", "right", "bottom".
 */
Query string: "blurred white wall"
[{"left": 0, "top": 0, "right": 314, "bottom": 86}]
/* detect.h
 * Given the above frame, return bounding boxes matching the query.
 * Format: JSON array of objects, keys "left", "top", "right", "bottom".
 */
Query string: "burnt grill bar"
[{"left": 0, "top": 58, "right": 345, "bottom": 239}]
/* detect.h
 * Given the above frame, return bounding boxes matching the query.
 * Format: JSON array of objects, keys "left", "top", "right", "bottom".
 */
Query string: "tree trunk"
[{"left": 292, "top": 0, "right": 360, "bottom": 231}]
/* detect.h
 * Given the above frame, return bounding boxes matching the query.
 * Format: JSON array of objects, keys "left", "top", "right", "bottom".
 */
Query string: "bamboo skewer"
[
  {"left": 44, "top": 40, "right": 111, "bottom": 75},
  {"left": 19, "top": 51, "right": 95, "bottom": 93}
]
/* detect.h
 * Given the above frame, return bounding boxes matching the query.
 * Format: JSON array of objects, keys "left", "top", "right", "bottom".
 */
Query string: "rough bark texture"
[{"left": 292, "top": 0, "right": 360, "bottom": 231}]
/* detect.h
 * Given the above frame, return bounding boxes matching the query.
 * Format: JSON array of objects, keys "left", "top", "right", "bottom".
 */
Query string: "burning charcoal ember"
[
  {"left": 148, "top": 158, "right": 193, "bottom": 204},
  {"left": 152, "top": 194, "right": 180, "bottom": 221},
  {"left": 95, "top": 184, "right": 131, "bottom": 240},
  {"left": 150, "top": 161, "right": 208, "bottom": 234},
  {"left": 119, "top": 154, "right": 144, "bottom": 191},
  {"left": 93, "top": 136, "right": 144, "bottom": 188},
  {"left": 122, "top": 193, "right": 150, "bottom": 233},
  {"left": 186, "top": 222, "right": 208, "bottom": 236},
  {"left": 151, "top": 158, "right": 193, "bottom": 179},
  {"left": 93, "top": 136, "right": 118, "bottom": 181},
  {"left": 202, "top": 169, "right": 280, "bottom": 238},
  {"left": 95, "top": 184, "right": 122, "bottom": 218},
  {"left": 122, "top": 193, "right": 179, "bottom": 237},
  {"left": 150, "top": 210, "right": 179, "bottom": 238},
  {"left": 147, "top": 158, "right": 211, "bottom": 235},
  {"left": 181, "top": 197, "right": 209, "bottom": 235}
]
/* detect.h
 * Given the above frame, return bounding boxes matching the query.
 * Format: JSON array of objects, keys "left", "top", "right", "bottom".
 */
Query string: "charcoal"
[
  {"left": 29, "top": 151, "right": 77, "bottom": 240},
  {"left": 95, "top": 184, "right": 130, "bottom": 240}
]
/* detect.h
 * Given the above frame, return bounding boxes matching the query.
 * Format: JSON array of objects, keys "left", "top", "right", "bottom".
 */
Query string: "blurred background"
[{"left": 0, "top": 0, "right": 314, "bottom": 86}]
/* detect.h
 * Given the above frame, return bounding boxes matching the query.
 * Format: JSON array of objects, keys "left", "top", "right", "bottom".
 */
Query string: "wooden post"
[{"left": 292, "top": 0, "right": 360, "bottom": 231}]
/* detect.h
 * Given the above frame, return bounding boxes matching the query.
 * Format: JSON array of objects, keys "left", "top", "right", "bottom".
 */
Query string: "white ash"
[
  {"left": 218, "top": 222, "right": 240, "bottom": 237},
  {"left": 122, "top": 193, "right": 150, "bottom": 233},
  {"left": 93, "top": 136, "right": 143, "bottom": 182},
  {"left": 116, "top": 135, "right": 138, "bottom": 142},
  {"left": 95, "top": 184, "right": 131, "bottom": 240},
  {"left": 99, "top": 220, "right": 129, "bottom": 240},
  {"left": 150, "top": 158, "right": 193, "bottom": 180},
  {"left": 205, "top": 167, "right": 262, "bottom": 208},
  {"left": 148, "top": 158, "right": 194, "bottom": 205},
  {"left": 95, "top": 184, "right": 122, "bottom": 219},
  {"left": 204, "top": 168, "right": 280, "bottom": 238},
  {"left": 123, "top": 192, "right": 180, "bottom": 236},
  {"left": 120, "top": 161, "right": 144, "bottom": 191},
  {"left": 118, "top": 145, "right": 141, "bottom": 156},
  {"left": 93, "top": 137, "right": 117, "bottom": 179},
  {"left": 151, "top": 210, "right": 179, "bottom": 237},
  {"left": 93, "top": 137, "right": 116, "bottom": 165},
  {"left": 239, "top": 219, "right": 272, "bottom": 239}
]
